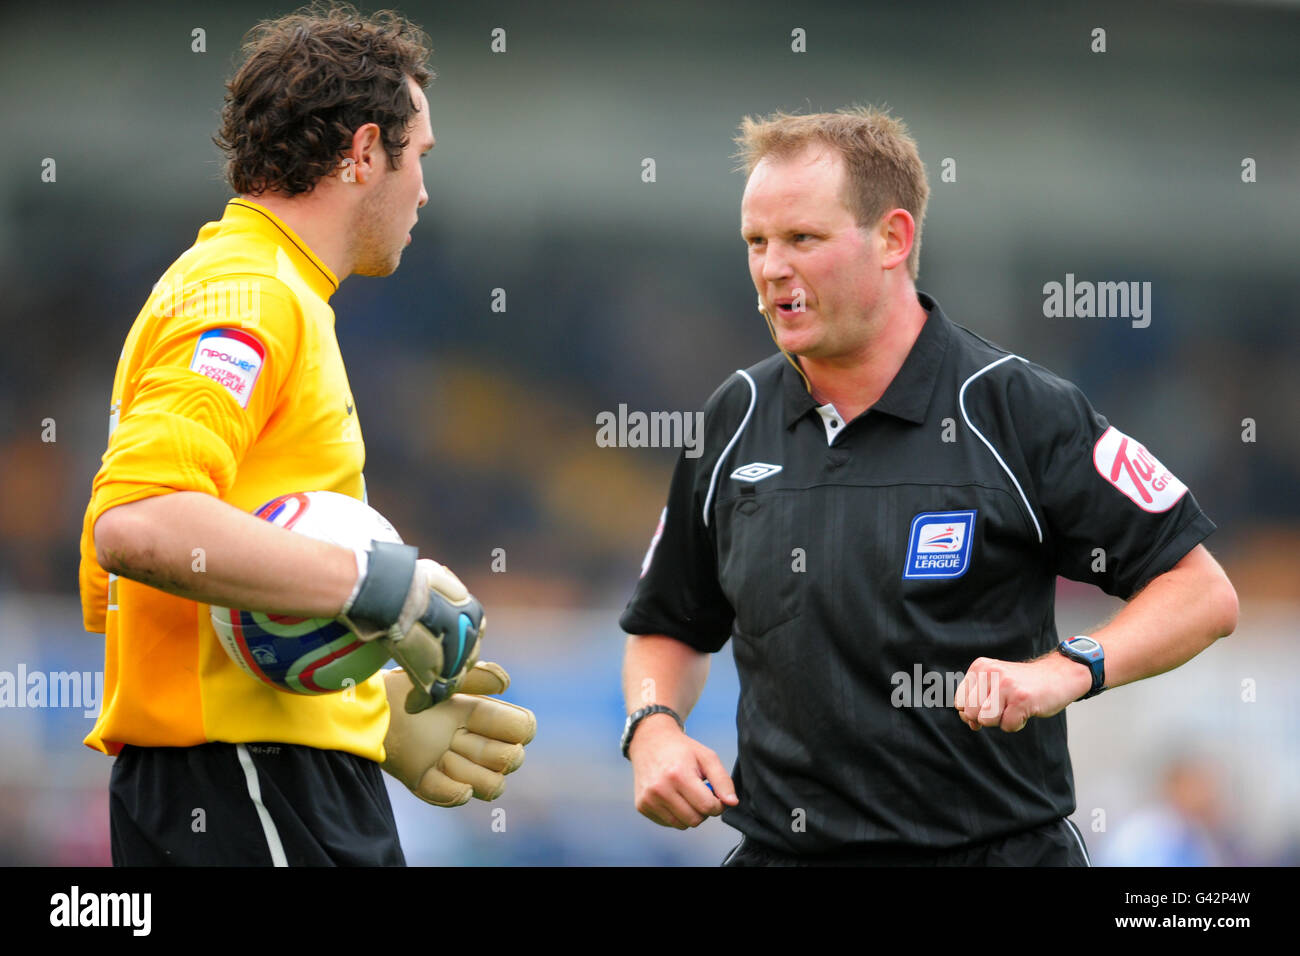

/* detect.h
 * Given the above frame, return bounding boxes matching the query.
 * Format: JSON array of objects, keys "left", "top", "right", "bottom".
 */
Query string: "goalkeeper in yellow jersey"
[{"left": 78, "top": 5, "right": 535, "bottom": 866}]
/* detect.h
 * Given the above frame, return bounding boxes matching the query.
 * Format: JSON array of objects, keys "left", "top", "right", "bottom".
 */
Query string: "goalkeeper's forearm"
[
  {"left": 93, "top": 490, "right": 357, "bottom": 616},
  {"left": 98, "top": 491, "right": 482, "bottom": 711}
]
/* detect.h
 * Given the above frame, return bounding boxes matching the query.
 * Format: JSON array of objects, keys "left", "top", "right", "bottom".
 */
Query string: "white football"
[{"left": 210, "top": 491, "right": 401, "bottom": 695}]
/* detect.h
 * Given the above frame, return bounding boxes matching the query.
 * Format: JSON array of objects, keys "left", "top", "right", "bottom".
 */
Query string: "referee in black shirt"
[{"left": 618, "top": 107, "right": 1238, "bottom": 866}]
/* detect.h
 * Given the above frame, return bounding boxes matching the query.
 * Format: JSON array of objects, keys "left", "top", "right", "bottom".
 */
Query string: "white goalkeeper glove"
[
  {"left": 381, "top": 661, "right": 537, "bottom": 807},
  {"left": 339, "top": 541, "right": 483, "bottom": 713}
]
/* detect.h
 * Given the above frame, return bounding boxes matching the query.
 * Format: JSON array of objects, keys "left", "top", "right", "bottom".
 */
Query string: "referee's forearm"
[
  {"left": 622, "top": 634, "right": 711, "bottom": 718},
  {"left": 1088, "top": 545, "right": 1238, "bottom": 690}
]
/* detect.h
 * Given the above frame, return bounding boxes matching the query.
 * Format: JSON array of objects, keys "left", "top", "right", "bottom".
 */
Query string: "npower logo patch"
[{"left": 189, "top": 327, "right": 266, "bottom": 408}]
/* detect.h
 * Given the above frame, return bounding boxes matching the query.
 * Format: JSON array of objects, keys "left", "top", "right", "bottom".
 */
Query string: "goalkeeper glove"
[
  {"left": 339, "top": 541, "right": 483, "bottom": 713},
  {"left": 381, "top": 661, "right": 537, "bottom": 807}
]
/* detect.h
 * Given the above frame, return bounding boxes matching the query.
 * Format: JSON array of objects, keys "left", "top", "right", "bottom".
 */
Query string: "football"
[{"left": 210, "top": 491, "right": 400, "bottom": 695}]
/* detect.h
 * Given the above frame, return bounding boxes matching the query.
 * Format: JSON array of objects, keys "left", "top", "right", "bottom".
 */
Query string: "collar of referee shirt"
[{"left": 781, "top": 291, "right": 950, "bottom": 429}]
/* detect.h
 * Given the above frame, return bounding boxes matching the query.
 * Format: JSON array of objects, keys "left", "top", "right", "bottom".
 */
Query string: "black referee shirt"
[{"left": 620, "top": 292, "right": 1215, "bottom": 856}]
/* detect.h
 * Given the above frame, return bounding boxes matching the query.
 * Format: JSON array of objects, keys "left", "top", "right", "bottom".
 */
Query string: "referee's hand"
[
  {"left": 953, "top": 653, "right": 1094, "bottom": 732},
  {"left": 628, "top": 714, "right": 738, "bottom": 829}
]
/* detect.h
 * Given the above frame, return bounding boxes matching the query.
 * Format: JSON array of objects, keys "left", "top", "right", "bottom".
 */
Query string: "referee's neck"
[{"left": 799, "top": 287, "right": 929, "bottom": 418}]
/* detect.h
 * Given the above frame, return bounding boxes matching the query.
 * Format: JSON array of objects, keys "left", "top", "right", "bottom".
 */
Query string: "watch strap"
[
  {"left": 621, "top": 704, "right": 683, "bottom": 759},
  {"left": 1058, "top": 636, "right": 1106, "bottom": 700}
]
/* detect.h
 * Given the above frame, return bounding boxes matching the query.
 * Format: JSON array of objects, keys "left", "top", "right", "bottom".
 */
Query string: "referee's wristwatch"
[
  {"left": 1057, "top": 635, "right": 1107, "bottom": 700},
  {"left": 621, "top": 704, "right": 683, "bottom": 758}
]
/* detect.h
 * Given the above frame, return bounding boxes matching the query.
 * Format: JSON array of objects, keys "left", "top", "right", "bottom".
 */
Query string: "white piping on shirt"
[
  {"left": 957, "top": 354, "right": 1043, "bottom": 543},
  {"left": 703, "top": 370, "right": 757, "bottom": 528}
]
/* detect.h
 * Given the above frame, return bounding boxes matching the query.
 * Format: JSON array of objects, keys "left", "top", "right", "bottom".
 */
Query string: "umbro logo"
[{"left": 731, "top": 462, "right": 783, "bottom": 483}]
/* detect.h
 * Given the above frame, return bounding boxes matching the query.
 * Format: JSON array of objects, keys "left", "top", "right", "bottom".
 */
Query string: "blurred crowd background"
[{"left": 1, "top": 0, "right": 1296, "bottom": 865}]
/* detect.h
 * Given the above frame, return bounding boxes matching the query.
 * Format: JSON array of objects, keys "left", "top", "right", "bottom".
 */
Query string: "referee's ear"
[{"left": 876, "top": 207, "right": 916, "bottom": 273}]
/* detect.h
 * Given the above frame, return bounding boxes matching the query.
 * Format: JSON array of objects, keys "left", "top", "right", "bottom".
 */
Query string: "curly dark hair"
[{"left": 215, "top": 3, "right": 433, "bottom": 197}]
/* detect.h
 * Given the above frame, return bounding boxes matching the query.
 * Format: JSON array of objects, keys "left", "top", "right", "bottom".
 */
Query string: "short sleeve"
[
  {"left": 1004, "top": 363, "right": 1216, "bottom": 599},
  {"left": 88, "top": 277, "right": 305, "bottom": 519},
  {"left": 618, "top": 377, "right": 750, "bottom": 653},
  {"left": 79, "top": 276, "right": 306, "bottom": 633}
]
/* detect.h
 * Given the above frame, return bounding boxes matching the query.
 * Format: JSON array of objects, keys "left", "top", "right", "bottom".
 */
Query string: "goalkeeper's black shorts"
[
  {"left": 109, "top": 741, "right": 405, "bottom": 866},
  {"left": 720, "top": 816, "right": 1091, "bottom": 867}
]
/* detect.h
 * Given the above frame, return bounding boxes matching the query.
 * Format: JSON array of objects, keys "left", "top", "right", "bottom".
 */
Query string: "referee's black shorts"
[
  {"left": 109, "top": 741, "right": 405, "bottom": 866},
  {"left": 721, "top": 817, "right": 1091, "bottom": 866}
]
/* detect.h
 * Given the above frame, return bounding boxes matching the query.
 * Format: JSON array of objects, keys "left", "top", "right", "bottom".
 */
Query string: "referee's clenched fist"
[
  {"left": 629, "top": 714, "right": 738, "bottom": 829},
  {"left": 621, "top": 634, "right": 738, "bottom": 829},
  {"left": 953, "top": 654, "right": 1092, "bottom": 733}
]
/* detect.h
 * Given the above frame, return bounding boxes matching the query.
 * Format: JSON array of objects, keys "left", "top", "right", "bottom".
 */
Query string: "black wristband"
[
  {"left": 346, "top": 541, "right": 417, "bottom": 629},
  {"left": 621, "top": 704, "right": 683, "bottom": 759}
]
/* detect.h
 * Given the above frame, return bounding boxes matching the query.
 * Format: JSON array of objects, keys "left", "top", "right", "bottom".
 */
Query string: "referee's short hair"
[
  {"left": 215, "top": 2, "right": 433, "bottom": 198},
  {"left": 734, "top": 106, "right": 930, "bottom": 279}
]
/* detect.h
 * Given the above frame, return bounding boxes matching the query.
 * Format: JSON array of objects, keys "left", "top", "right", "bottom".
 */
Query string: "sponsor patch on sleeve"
[
  {"left": 640, "top": 507, "right": 667, "bottom": 578},
  {"left": 189, "top": 328, "right": 266, "bottom": 409},
  {"left": 1093, "top": 426, "right": 1187, "bottom": 513}
]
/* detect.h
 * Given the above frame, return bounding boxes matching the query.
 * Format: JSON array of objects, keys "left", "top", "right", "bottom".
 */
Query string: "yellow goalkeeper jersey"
[{"left": 78, "top": 198, "right": 389, "bottom": 761}]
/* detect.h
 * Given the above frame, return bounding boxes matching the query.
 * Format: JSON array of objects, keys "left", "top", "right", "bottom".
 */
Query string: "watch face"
[{"left": 1069, "top": 637, "right": 1100, "bottom": 654}]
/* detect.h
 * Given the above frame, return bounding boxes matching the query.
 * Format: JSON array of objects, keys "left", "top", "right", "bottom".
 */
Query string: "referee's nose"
[{"left": 760, "top": 240, "right": 795, "bottom": 284}]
